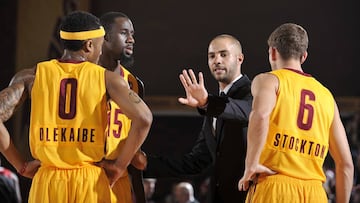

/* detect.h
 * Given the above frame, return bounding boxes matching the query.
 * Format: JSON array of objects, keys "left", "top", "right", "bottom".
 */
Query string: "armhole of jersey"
[
  {"left": 119, "top": 66, "right": 125, "bottom": 78},
  {"left": 103, "top": 68, "right": 110, "bottom": 99},
  {"left": 30, "top": 65, "right": 40, "bottom": 99},
  {"left": 268, "top": 72, "right": 281, "bottom": 96}
]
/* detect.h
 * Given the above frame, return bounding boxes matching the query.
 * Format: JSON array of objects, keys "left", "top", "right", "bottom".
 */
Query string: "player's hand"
[
  {"left": 21, "top": 159, "right": 41, "bottom": 178},
  {"left": 178, "top": 69, "right": 208, "bottom": 107},
  {"left": 96, "top": 159, "right": 125, "bottom": 187},
  {"left": 238, "top": 164, "right": 276, "bottom": 191},
  {"left": 130, "top": 150, "right": 147, "bottom": 170}
]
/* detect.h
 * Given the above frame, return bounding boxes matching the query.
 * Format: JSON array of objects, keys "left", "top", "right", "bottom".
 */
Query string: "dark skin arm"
[
  {"left": 97, "top": 70, "right": 152, "bottom": 186},
  {"left": 0, "top": 67, "right": 40, "bottom": 178},
  {"left": 0, "top": 82, "right": 26, "bottom": 122},
  {"left": 0, "top": 122, "right": 40, "bottom": 178},
  {"left": 3, "top": 68, "right": 36, "bottom": 119}
]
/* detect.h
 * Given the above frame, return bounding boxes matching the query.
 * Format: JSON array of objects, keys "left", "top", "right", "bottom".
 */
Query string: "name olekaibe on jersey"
[{"left": 38, "top": 127, "right": 96, "bottom": 143}]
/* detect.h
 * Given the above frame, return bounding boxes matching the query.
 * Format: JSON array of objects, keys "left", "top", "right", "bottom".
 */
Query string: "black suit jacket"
[{"left": 144, "top": 75, "right": 252, "bottom": 203}]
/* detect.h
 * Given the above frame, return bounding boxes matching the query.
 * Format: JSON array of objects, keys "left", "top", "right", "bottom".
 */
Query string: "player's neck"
[
  {"left": 277, "top": 59, "right": 303, "bottom": 72},
  {"left": 61, "top": 50, "right": 86, "bottom": 63},
  {"left": 99, "top": 54, "right": 118, "bottom": 71}
]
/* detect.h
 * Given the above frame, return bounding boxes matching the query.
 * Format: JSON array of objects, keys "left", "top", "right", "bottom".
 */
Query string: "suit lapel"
[
  {"left": 215, "top": 75, "right": 250, "bottom": 145},
  {"left": 226, "top": 75, "right": 250, "bottom": 97}
]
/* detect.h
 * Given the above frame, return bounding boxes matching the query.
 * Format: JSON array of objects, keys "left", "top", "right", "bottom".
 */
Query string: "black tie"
[{"left": 220, "top": 91, "right": 226, "bottom": 97}]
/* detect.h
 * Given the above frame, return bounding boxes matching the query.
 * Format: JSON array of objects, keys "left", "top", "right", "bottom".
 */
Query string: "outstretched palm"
[{"left": 178, "top": 69, "right": 208, "bottom": 107}]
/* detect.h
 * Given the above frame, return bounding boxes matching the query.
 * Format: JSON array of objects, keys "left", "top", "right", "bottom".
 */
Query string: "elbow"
[
  {"left": 342, "top": 158, "right": 354, "bottom": 171},
  {"left": 344, "top": 161, "right": 354, "bottom": 176},
  {"left": 128, "top": 107, "right": 153, "bottom": 141},
  {"left": 137, "top": 109, "right": 153, "bottom": 130},
  {"left": 129, "top": 111, "right": 152, "bottom": 142},
  {"left": 251, "top": 110, "right": 269, "bottom": 123},
  {"left": 336, "top": 159, "right": 354, "bottom": 177},
  {"left": 143, "top": 110, "right": 153, "bottom": 128},
  {"left": 137, "top": 112, "right": 152, "bottom": 140}
]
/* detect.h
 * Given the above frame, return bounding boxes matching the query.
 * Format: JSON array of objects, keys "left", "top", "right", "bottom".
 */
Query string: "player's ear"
[
  {"left": 300, "top": 51, "right": 308, "bottom": 64},
  {"left": 269, "top": 47, "right": 277, "bottom": 61},
  {"left": 83, "top": 39, "right": 93, "bottom": 52},
  {"left": 104, "top": 33, "right": 110, "bottom": 41}
]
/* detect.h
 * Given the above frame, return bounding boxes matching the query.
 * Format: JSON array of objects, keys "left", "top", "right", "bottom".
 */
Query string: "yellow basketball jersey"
[
  {"left": 105, "top": 66, "right": 135, "bottom": 160},
  {"left": 30, "top": 59, "right": 107, "bottom": 168},
  {"left": 260, "top": 68, "right": 334, "bottom": 182},
  {"left": 104, "top": 66, "right": 135, "bottom": 202}
]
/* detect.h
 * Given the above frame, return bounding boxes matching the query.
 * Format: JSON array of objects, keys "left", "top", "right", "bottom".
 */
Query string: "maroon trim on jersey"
[
  {"left": 284, "top": 68, "right": 312, "bottom": 77},
  {"left": 119, "top": 66, "right": 125, "bottom": 78},
  {"left": 58, "top": 59, "right": 85, "bottom": 64},
  {"left": 113, "top": 65, "right": 126, "bottom": 78}
]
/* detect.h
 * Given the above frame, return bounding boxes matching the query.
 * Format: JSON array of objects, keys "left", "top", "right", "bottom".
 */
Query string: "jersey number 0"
[{"left": 58, "top": 78, "right": 77, "bottom": 119}]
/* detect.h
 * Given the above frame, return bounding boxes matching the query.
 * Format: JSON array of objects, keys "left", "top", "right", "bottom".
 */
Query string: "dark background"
[
  {"left": 1, "top": 0, "right": 359, "bottom": 98},
  {"left": 90, "top": 0, "right": 360, "bottom": 97}
]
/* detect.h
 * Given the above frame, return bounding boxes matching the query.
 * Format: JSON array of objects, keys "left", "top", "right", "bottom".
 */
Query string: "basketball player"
[
  {"left": 0, "top": 11, "right": 152, "bottom": 203},
  {"left": 238, "top": 23, "right": 353, "bottom": 203},
  {"left": 99, "top": 11, "right": 146, "bottom": 203}
]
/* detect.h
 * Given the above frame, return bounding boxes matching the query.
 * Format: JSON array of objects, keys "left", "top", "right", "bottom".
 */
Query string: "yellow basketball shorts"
[
  {"left": 111, "top": 174, "right": 133, "bottom": 203},
  {"left": 246, "top": 174, "right": 327, "bottom": 203},
  {"left": 28, "top": 165, "right": 117, "bottom": 203}
]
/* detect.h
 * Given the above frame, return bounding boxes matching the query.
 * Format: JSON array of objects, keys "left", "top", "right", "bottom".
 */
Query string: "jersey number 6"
[{"left": 297, "top": 89, "right": 315, "bottom": 130}]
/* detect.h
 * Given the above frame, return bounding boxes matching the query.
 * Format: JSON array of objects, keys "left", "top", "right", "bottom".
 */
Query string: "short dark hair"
[
  {"left": 267, "top": 23, "right": 308, "bottom": 60},
  {"left": 100, "top": 12, "right": 128, "bottom": 39},
  {"left": 212, "top": 34, "right": 243, "bottom": 53},
  {"left": 60, "top": 10, "right": 102, "bottom": 51}
]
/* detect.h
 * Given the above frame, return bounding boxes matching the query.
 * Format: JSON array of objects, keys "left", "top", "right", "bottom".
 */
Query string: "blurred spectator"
[
  {"left": 0, "top": 159, "right": 21, "bottom": 203},
  {"left": 173, "top": 182, "right": 199, "bottom": 203},
  {"left": 352, "top": 153, "right": 360, "bottom": 203},
  {"left": 341, "top": 112, "right": 360, "bottom": 203},
  {"left": 352, "top": 184, "right": 360, "bottom": 203},
  {"left": 324, "top": 167, "right": 336, "bottom": 202},
  {"left": 143, "top": 178, "right": 157, "bottom": 203},
  {"left": 354, "top": 147, "right": 360, "bottom": 185},
  {"left": 197, "top": 177, "right": 210, "bottom": 203}
]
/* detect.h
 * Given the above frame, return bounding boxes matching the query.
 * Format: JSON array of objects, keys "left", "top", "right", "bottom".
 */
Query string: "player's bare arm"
[
  {"left": 100, "top": 70, "right": 152, "bottom": 186},
  {"left": 238, "top": 73, "right": 277, "bottom": 191},
  {"left": 0, "top": 122, "right": 40, "bottom": 178},
  {"left": 0, "top": 83, "right": 26, "bottom": 122},
  {"left": 0, "top": 68, "right": 38, "bottom": 178},
  {"left": 0, "top": 68, "right": 35, "bottom": 122},
  {"left": 328, "top": 103, "right": 354, "bottom": 203}
]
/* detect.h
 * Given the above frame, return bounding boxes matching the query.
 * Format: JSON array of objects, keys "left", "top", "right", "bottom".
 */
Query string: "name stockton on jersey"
[{"left": 273, "top": 132, "right": 327, "bottom": 158}]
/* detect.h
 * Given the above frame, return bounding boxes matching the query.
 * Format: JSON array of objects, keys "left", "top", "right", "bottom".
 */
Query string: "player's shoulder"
[
  {"left": 10, "top": 66, "right": 36, "bottom": 85},
  {"left": 253, "top": 71, "right": 278, "bottom": 82},
  {"left": 120, "top": 65, "right": 132, "bottom": 76}
]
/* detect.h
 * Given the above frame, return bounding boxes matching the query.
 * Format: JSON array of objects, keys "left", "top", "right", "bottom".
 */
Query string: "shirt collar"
[{"left": 219, "top": 74, "right": 242, "bottom": 94}]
